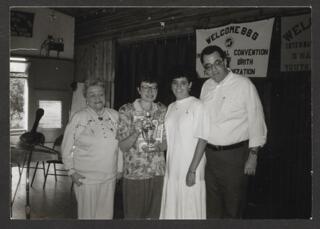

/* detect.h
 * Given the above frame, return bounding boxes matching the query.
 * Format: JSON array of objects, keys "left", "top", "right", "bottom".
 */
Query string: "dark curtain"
[
  {"left": 114, "top": 17, "right": 311, "bottom": 219},
  {"left": 246, "top": 73, "right": 311, "bottom": 219},
  {"left": 245, "top": 17, "right": 311, "bottom": 218},
  {"left": 114, "top": 35, "right": 204, "bottom": 109}
]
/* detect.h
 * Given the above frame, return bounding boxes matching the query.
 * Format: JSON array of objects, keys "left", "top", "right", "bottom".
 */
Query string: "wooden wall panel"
[{"left": 71, "top": 8, "right": 310, "bottom": 44}]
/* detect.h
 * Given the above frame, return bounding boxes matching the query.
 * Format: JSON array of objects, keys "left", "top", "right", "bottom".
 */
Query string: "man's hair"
[{"left": 200, "top": 45, "right": 226, "bottom": 64}]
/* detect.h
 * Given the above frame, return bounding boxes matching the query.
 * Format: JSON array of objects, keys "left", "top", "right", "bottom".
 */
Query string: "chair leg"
[
  {"left": 53, "top": 163, "right": 57, "bottom": 182},
  {"left": 70, "top": 181, "right": 74, "bottom": 193},
  {"left": 43, "top": 163, "right": 51, "bottom": 190},
  {"left": 16, "top": 163, "right": 22, "bottom": 177},
  {"left": 42, "top": 162, "right": 46, "bottom": 177},
  {"left": 31, "top": 162, "right": 39, "bottom": 187}
]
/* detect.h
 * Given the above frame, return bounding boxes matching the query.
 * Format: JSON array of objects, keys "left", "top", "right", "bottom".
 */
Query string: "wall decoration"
[
  {"left": 11, "top": 11, "right": 34, "bottom": 37},
  {"left": 196, "top": 18, "right": 274, "bottom": 78},
  {"left": 281, "top": 14, "right": 311, "bottom": 72}
]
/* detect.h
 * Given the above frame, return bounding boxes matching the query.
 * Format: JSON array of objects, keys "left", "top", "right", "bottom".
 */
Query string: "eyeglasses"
[
  {"left": 140, "top": 85, "right": 158, "bottom": 91},
  {"left": 203, "top": 59, "right": 224, "bottom": 71}
]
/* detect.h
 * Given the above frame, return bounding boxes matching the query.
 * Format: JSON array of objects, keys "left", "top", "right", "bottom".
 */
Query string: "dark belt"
[{"left": 206, "top": 140, "right": 248, "bottom": 151}]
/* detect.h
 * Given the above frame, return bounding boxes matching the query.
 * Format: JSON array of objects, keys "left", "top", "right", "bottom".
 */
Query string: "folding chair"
[{"left": 43, "top": 135, "right": 73, "bottom": 191}]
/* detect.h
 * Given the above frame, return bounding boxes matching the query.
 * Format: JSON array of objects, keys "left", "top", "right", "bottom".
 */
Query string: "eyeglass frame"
[
  {"left": 140, "top": 85, "right": 158, "bottom": 91},
  {"left": 203, "top": 59, "right": 225, "bottom": 72}
]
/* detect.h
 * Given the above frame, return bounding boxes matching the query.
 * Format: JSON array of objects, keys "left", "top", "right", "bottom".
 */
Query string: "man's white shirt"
[{"left": 200, "top": 70, "right": 267, "bottom": 148}]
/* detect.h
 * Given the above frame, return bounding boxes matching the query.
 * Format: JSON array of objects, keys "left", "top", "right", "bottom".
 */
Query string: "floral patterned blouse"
[{"left": 117, "top": 99, "right": 167, "bottom": 180}]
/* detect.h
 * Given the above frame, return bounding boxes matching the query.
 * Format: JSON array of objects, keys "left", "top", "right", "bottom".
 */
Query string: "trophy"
[{"left": 141, "top": 112, "right": 157, "bottom": 152}]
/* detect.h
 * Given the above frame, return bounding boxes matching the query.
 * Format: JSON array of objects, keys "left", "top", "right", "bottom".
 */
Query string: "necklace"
[
  {"left": 93, "top": 108, "right": 105, "bottom": 121},
  {"left": 87, "top": 108, "right": 116, "bottom": 134}
]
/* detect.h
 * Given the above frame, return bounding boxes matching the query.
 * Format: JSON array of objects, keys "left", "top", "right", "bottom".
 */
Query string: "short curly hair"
[
  {"left": 83, "top": 78, "right": 105, "bottom": 97},
  {"left": 136, "top": 72, "right": 159, "bottom": 88}
]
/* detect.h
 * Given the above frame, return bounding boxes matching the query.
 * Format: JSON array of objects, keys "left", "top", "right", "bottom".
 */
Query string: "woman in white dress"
[
  {"left": 61, "top": 78, "right": 122, "bottom": 219},
  {"left": 160, "top": 70, "right": 209, "bottom": 219}
]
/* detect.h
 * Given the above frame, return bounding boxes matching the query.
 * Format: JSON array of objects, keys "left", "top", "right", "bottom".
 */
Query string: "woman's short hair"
[
  {"left": 169, "top": 66, "right": 196, "bottom": 84},
  {"left": 200, "top": 45, "right": 226, "bottom": 63},
  {"left": 83, "top": 78, "right": 105, "bottom": 97},
  {"left": 137, "top": 72, "right": 159, "bottom": 88}
]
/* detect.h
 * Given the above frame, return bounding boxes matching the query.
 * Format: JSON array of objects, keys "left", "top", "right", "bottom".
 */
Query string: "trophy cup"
[{"left": 141, "top": 112, "right": 157, "bottom": 152}]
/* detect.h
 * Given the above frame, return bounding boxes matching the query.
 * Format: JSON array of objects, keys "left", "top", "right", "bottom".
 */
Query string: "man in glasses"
[
  {"left": 199, "top": 45, "right": 267, "bottom": 218},
  {"left": 117, "top": 76, "right": 167, "bottom": 219}
]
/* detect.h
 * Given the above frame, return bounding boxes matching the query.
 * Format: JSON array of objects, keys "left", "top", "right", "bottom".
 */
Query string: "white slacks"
[{"left": 74, "top": 178, "right": 116, "bottom": 219}]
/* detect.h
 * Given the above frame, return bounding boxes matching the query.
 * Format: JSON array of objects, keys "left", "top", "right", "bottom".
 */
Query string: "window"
[
  {"left": 10, "top": 57, "right": 29, "bottom": 132},
  {"left": 38, "top": 100, "right": 62, "bottom": 129}
]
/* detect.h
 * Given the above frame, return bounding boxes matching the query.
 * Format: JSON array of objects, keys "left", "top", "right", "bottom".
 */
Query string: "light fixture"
[
  {"left": 49, "top": 10, "right": 57, "bottom": 22},
  {"left": 160, "top": 21, "right": 166, "bottom": 28}
]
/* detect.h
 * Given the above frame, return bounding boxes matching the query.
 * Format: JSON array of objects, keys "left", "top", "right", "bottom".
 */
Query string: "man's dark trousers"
[{"left": 205, "top": 143, "right": 249, "bottom": 218}]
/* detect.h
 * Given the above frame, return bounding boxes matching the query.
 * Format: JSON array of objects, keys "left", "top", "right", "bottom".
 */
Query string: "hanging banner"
[
  {"left": 196, "top": 18, "right": 274, "bottom": 78},
  {"left": 281, "top": 14, "right": 311, "bottom": 72}
]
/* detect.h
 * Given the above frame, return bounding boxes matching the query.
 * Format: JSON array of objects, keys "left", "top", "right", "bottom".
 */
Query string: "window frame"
[{"left": 10, "top": 57, "right": 30, "bottom": 134}]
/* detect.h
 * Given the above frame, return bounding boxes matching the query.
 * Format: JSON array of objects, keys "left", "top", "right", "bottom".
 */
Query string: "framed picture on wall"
[{"left": 11, "top": 10, "right": 34, "bottom": 37}]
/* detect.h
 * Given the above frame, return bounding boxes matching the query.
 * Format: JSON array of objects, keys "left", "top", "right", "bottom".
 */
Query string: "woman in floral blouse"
[
  {"left": 61, "top": 78, "right": 122, "bottom": 219},
  {"left": 117, "top": 76, "right": 167, "bottom": 219}
]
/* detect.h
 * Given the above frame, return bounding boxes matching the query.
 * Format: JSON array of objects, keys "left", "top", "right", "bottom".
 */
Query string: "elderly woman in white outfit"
[
  {"left": 62, "top": 78, "right": 122, "bottom": 219},
  {"left": 160, "top": 69, "right": 209, "bottom": 219}
]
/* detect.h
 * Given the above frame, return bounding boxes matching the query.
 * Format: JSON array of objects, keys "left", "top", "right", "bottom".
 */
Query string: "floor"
[
  {"left": 11, "top": 163, "right": 77, "bottom": 219},
  {"left": 11, "top": 162, "right": 124, "bottom": 220},
  {"left": 11, "top": 162, "right": 278, "bottom": 220}
]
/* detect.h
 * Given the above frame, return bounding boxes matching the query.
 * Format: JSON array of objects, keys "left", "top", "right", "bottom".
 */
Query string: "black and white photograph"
[{"left": 3, "top": 2, "right": 317, "bottom": 227}]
